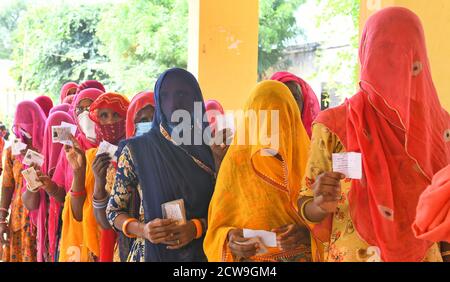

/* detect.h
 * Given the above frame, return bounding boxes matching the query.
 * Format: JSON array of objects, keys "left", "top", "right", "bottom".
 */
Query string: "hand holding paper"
[
  {"left": 243, "top": 229, "right": 277, "bottom": 248},
  {"left": 161, "top": 199, "right": 187, "bottom": 225},
  {"left": 96, "top": 141, "right": 119, "bottom": 162},
  {"left": 332, "top": 152, "right": 362, "bottom": 179},
  {"left": 52, "top": 122, "right": 77, "bottom": 145},
  {"left": 22, "top": 149, "right": 44, "bottom": 167},
  {"left": 12, "top": 139, "right": 28, "bottom": 156},
  {"left": 21, "top": 167, "right": 43, "bottom": 192}
]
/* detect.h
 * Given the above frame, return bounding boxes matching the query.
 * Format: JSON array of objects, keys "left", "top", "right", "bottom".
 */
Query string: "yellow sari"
[
  {"left": 204, "top": 81, "right": 313, "bottom": 262},
  {"left": 59, "top": 148, "right": 100, "bottom": 261}
]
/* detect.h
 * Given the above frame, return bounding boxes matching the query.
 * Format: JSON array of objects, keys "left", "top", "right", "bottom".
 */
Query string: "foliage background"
[{"left": 0, "top": 0, "right": 318, "bottom": 100}]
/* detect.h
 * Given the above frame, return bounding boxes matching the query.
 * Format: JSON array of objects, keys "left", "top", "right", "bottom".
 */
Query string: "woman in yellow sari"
[
  {"left": 59, "top": 92, "right": 129, "bottom": 262},
  {"left": 204, "top": 80, "right": 313, "bottom": 262}
]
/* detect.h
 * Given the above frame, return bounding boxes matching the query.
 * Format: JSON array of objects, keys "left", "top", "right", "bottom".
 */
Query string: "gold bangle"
[
  {"left": 122, "top": 218, "right": 138, "bottom": 238},
  {"left": 191, "top": 219, "right": 203, "bottom": 239},
  {"left": 300, "top": 198, "right": 321, "bottom": 224},
  {"left": 441, "top": 251, "right": 450, "bottom": 257}
]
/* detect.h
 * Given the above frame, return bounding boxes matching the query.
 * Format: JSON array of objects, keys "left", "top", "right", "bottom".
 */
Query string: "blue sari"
[{"left": 127, "top": 68, "right": 215, "bottom": 262}]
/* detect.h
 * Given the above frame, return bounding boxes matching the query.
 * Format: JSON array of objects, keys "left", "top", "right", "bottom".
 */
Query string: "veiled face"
[
  {"left": 160, "top": 74, "right": 196, "bottom": 122},
  {"left": 284, "top": 81, "right": 304, "bottom": 113},
  {"left": 134, "top": 105, "right": 155, "bottom": 125},
  {"left": 97, "top": 108, "right": 123, "bottom": 125}
]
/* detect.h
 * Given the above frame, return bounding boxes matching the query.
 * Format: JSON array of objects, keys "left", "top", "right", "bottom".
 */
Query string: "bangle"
[
  {"left": 441, "top": 251, "right": 450, "bottom": 257},
  {"left": 300, "top": 198, "right": 322, "bottom": 224},
  {"left": 93, "top": 201, "right": 108, "bottom": 209},
  {"left": 122, "top": 218, "right": 138, "bottom": 238},
  {"left": 92, "top": 195, "right": 109, "bottom": 209},
  {"left": 191, "top": 219, "right": 203, "bottom": 239},
  {"left": 70, "top": 189, "right": 86, "bottom": 197},
  {"left": 93, "top": 194, "right": 109, "bottom": 203}
]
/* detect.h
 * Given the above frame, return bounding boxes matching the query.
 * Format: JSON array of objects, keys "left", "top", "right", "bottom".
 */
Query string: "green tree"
[
  {"left": 312, "top": 0, "right": 360, "bottom": 102},
  {"left": 258, "top": 0, "right": 305, "bottom": 79},
  {"left": 96, "top": 0, "right": 188, "bottom": 95},
  {"left": 0, "top": 0, "right": 27, "bottom": 59},
  {"left": 10, "top": 3, "right": 109, "bottom": 100},
  {"left": 8, "top": 0, "right": 304, "bottom": 98}
]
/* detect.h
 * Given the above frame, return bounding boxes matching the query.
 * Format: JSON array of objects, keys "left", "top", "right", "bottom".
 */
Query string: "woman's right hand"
[
  {"left": 312, "top": 172, "right": 345, "bottom": 213},
  {"left": 65, "top": 135, "right": 86, "bottom": 172},
  {"left": 32, "top": 164, "right": 53, "bottom": 191},
  {"left": 142, "top": 218, "right": 178, "bottom": 244},
  {"left": 227, "top": 229, "right": 260, "bottom": 259},
  {"left": 0, "top": 221, "right": 9, "bottom": 245}
]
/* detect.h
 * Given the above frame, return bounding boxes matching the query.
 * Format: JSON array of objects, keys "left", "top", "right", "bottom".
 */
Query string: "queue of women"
[{"left": 0, "top": 7, "right": 449, "bottom": 263}]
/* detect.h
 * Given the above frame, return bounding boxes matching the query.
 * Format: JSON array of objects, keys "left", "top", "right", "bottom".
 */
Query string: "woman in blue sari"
[{"left": 107, "top": 68, "right": 215, "bottom": 262}]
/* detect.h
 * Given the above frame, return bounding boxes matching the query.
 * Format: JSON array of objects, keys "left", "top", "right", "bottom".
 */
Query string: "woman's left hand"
[
  {"left": 164, "top": 220, "right": 197, "bottom": 250},
  {"left": 210, "top": 128, "right": 233, "bottom": 169},
  {"left": 272, "top": 224, "right": 310, "bottom": 251},
  {"left": 92, "top": 153, "right": 111, "bottom": 186}
]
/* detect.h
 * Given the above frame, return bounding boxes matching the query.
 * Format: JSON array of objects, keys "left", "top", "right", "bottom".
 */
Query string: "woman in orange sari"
[
  {"left": 204, "top": 80, "right": 312, "bottom": 262},
  {"left": 63, "top": 92, "right": 129, "bottom": 262},
  {"left": 298, "top": 7, "right": 450, "bottom": 262},
  {"left": 0, "top": 101, "right": 46, "bottom": 262}
]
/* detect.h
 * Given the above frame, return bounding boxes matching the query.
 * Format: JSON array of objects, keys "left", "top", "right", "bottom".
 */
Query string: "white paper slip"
[
  {"left": 161, "top": 199, "right": 187, "bottom": 225},
  {"left": 61, "top": 122, "right": 77, "bottom": 132},
  {"left": 21, "top": 167, "right": 43, "bottom": 192},
  {"left": 243, "top": 229, "right": 277, "bottom": 248},
  {"left": 234, "top": 237, "right": 268, "bottom": 255},
  {"left": 332, "top": 152, "right": 362, "bottom": 180},
  {"left": 52, "top": 122, "right": 77, "bottom": 145},
  {"left": 12, "top": 139, "right": 27, "bottom": 156},
  {"left": 96, "top": 141, "right": 119, "bottom": 161},
  {"left": 23, "top": 149, "right": 45, "bottom": 167}
]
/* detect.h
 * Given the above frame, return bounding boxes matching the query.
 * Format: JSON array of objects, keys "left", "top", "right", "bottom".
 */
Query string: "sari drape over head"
[
  {"left": 205, "top": 100, "right": 225, "bottom": 135},
  {"left": 39, "top": 111, "right": 74, "bottom": 261},
  {"left": 204, "top": 81, "right": 312, "bottom": 262},
  {"left": 271, "top": 71, "right": 320, "bottom": 137},
  {"left": 60, "top": 82, "right": 78, "bottom": 104},
  {"left": 127, "top": 68, "right": 215, "bottom": 262},
  {"left": 57, "top": 89, "right": 103, "bottom": 261},
  {"left": 126, "top": 91, "right": 155, "bottom": 139},
  {"left": 313, "top": 7, "right": 450, "bottom": 262},
  {"left": 84, "top": 92, "right": 129, "bottom": 261},
  {"left": 34, "top": 96, "right": 54, "bottom": 118},
  {"left": 49, "top": 104, "right": 70, "bottom": 115},
  {"left": 76, "top": 80, "right": 106, "bottom": 95}
]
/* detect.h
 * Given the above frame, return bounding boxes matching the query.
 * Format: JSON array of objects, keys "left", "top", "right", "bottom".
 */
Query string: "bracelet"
[
  {"left": 122, "top": 218, "right": 138, "bottom": 238},
  {"left": 70, "top": 189, "right": 86, "bottom": 197},
  {"left": 191, "top": 219, "right": 203, "bottom": 239},
  {"left": 441, "top": 251, "right": 450, "bottom": 257},
  {"left": 93, "top": 201, "right": 108, "bottom": 209},
  {"left": 92, "top": 194, "right": 109, "bottom": 203},
  {"left": 300, "top": 198, "right": 322, "bottom": 224},
  {"left": 0, "top": 219, "right": 7, "bottom": 225},
  {"left": 92, "top": 195, "right": 109, "bottom": 209}
]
